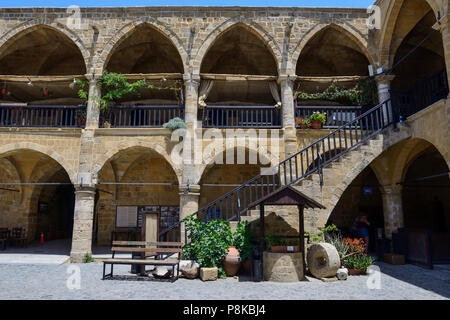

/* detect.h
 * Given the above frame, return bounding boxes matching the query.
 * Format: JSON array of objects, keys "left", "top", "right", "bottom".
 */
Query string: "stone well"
[{"left": 263, "top": 251, "right": 304, "bottom": 282}]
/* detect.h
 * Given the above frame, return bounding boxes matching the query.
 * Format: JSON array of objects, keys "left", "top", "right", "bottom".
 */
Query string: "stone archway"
[
  {"left": 97, "top": 20, "right": 188, "bottom": 74},
  {"left": 94, "top": 146, "right": 181, "bottom": 246},
  {"left": 0, "top": 23, "right": 88, "bottom": 75},
  {"left": 192, "top": 19, "right": 282, "bottom": 75}
]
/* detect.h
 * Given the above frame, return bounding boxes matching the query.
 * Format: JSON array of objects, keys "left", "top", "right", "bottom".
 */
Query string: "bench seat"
[{"left": 102, "top": 258, "right": 179, "bottom": 265}]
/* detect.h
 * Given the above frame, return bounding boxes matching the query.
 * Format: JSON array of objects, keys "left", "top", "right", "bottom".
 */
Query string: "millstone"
[{"left": 306, "top": 243, "right": 340, "bottom": 279}]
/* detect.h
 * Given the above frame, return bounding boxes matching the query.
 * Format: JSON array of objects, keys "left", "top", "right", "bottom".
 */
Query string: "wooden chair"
[{"left": 11, "top": 228, "right": 27, "bottom": 247}]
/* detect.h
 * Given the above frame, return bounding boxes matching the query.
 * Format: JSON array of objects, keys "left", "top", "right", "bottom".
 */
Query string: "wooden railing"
[
  {"left": 103, "top": 105, "right": 184, "bottom": 128},
  {"left": 0, "top": 105, "right": 86, "bottom": 128},
  {"left": 295, "top": 105, "right": 364, "bottom": 129},
  {"left": 201, "top": 106, "right": 282, "bottom": 128}
]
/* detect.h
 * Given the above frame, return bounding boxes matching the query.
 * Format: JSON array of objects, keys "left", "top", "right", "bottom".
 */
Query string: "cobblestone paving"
[{"left": 0, "top": 262, "right": 449, "bottom": 300}]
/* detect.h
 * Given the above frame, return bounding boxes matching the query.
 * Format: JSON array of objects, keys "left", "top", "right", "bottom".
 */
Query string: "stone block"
[{"left": 200, "top": 267, "right": 218, "bottom": 281}]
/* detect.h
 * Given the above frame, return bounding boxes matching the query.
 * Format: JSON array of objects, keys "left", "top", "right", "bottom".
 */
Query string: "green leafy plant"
[
  {"left": 83, "top": 252, "right": 94, "bottom": 263},
  {"left": 233, "top": 221, "right": 254, "bottom": 262},
  {"left": 265, "top": 235, "right": 287, "bottom": 249},
  {"left": 182, "top": 216, "right": 233, "bottom": 278},
  {"left": 73, "top": 71, "right": 183, "bottom": 112},
  {"left": 342, "top": 254, "right": 374, "bottom": 271},
  {"left": 163, "top": 117, "right": 187, "bottom": 131},
  {"left": 306, "top": 224, "right": 339, "bottom": 243},
  {"left": 309, "top": 111, "right": 327, "bottom": 124},
  {"left": 295, "top": 78, "right": 378, "bottom": 106}
]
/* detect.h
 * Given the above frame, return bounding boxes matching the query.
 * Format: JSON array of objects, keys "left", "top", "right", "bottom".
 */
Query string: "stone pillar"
[
  {"left": 183, "top": 73, "right": 200, "bottom": 130},
  {"left": 381, "top": 184, "right": 404, "bottom": 239},
  {"left": 375, "top": 74, "right": 395, "bottom": 124},
  {"left": 181, "top": 74, "right": 201, "bottom": 185},
  {"left": 279, "top": 75, "right": 297, "bottom": 158},
  {"left": 179, "top": 184, "right": 200, "bottom": 244},
  {"left": 85, "top": 78, "right": 101, "bottom": 129},
  {"left": 434, "top": 14, "right": 450, "bottom": 93},
  {"left": 70, "top": 187, "right": 96, "bottom": 263}
]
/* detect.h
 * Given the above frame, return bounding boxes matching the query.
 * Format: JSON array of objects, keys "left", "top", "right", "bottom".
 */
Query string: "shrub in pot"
[
  {"left": 182, "top": 216, "right": 233, "bottom": 279},
  {"left": 309, "top": 112, "right": 326, "bottom": 129},
  {"left": 233, "top": 221, "right": 254, "bottom": 274},
  {"left": 295, "top": 117, "right": 311, "bottom": 129}
]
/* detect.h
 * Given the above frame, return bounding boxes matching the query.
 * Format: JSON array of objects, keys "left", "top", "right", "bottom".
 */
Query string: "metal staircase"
[{"left": 159, "top": 68, "right": 449, "bottom": 243}]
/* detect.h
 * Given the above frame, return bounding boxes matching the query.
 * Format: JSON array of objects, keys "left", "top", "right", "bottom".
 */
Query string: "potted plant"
[
  {"left": 233, "top": 221, "right": 254, "bottom": 274},
  {"left": 309, "top": 111, "right": 326, "bottom": 129},
  {"left": 182, "top": 216, "right": 233, "bottom": 279},
  {"left": 295, "top": 117, "right": 311, "bottom": 129},
  {"left": 342, "top": 238, "right": 373, "bottom": 275},
  {"left": 265, "top": 235, "right": 299, "bottom": 253},
  {"left": 41, "top": 87, "right": 52, "bottom": 97}
]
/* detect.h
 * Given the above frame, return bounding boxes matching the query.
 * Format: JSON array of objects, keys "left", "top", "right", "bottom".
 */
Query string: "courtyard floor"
[{"left": 0, "top": 261, "right": 449, "bottom": 300}]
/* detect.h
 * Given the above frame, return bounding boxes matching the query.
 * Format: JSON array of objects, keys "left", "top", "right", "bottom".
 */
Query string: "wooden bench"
[{"left": 102, "top": 241, "right": 183, "bottom": 282}]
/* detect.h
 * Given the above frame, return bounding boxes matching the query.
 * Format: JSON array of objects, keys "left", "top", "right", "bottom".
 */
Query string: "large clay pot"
[
  {"left": 311, "top": 120, "right": 323, "bottom": 129},
  {"left": 223, "top": 246, "right": 241, "bottom": 277}
]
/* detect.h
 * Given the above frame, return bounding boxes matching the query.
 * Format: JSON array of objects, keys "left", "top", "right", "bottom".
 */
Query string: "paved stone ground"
[{"left": 0, "top": 262, "right": 449, "bottom": 300}]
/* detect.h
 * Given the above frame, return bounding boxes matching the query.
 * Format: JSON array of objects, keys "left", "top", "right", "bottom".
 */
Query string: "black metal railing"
[
  {"left": 0, "top": 105, "right": 86, "bottom": 128},
  {"left": 160, "top": 99, "right": 395, "bottom": 243},
  {"left": 160, "top": 69, "right": 449, "bottom": 243},
  {"left": 295, "top": 105, "right": 364, "bottom": 129},
  {"left": 102, "top": 105, "right": 184, "bottom": 128},
  {"left": 390, "top": 68, "right": 449, "bottom": 120},
  {"left": 202, "top": 106, "right": 282, "bottom": 128}
]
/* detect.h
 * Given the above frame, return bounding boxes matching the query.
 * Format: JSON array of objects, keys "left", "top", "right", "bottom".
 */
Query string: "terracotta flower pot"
[
  {"left": 223, "top": 246, "right": 241, "bottom": 277},
  {"left": 348, "top": 269, "right": 366, "bottom": 276},
  {"left": 311, "top": 120, "right": 323, "bottom": 129}
]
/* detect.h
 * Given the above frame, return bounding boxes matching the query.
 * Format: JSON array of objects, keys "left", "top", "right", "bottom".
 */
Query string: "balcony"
[
  {"left": 101, "top": 105, "right": 185, "bottom": 128},
  {"left": 0, "top": 105, "right": 86, "bottom": 128},
  {"left": 201, "top": 106, "right": 282, "bottom": 129}
]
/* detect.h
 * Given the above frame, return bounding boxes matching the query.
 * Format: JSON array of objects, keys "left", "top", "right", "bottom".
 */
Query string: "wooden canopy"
[{"left": 250, "top": 185, "right": 326, "bottom": 209}]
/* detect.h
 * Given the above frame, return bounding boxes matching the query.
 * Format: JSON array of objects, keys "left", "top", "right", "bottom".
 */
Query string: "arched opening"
[
  {"left": 199, "top": 25, "right": 280, "bottom": 126},
  {"left": 327, "top": 166, "right": 384, "bottom": 253},
  {"left": 402, "top": 145, "right": 449, "bottom": 231},
  {"left": 399, "top": 143, "right": 450, "bottom": 264},
  {"left": 106, "top": 24, "right": 183, "bottom": 74},
  {"left": 103, "top": 24, "right": 184, "bottom": 107},
  {"left": 390, "top": 2, "right": 445, "bottom": 90},
  {"left": 33, "top": 169, "right": 75, "bottom": 244},
  {"left": 295, "top": 25, "right": 371, "bottom": 100},
  {"left": 199, "top": 147, "right": 279, "bottom": 221},
  {"left": 0, "top": 149, "right": 75, "bottom": 257},
  {"left": 0, "top": 26, "right": 87, "bottom": 106},
  {"left": 96, "top": 147, "right": 180, "bottom": 246}
]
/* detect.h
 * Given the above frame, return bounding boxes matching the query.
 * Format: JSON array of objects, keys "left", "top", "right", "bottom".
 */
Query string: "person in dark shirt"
[{"left": 357, "top": 215, "right": 370, "bottom": 252}]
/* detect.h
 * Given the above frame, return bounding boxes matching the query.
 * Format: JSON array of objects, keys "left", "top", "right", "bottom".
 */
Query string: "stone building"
[{"left": 0, "top": 0, "right": 448, "bottom": 263}]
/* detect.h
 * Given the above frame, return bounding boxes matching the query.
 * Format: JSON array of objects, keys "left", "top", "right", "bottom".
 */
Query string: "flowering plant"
[
  {"left": 343, "top": 238, "right": 367, "bottom": 256},
  {"left": 309, "top": 111, "right": 327, "bottom": 124},
  {"left": 295, "top": 117, "right": 311, "bottom": 127}
]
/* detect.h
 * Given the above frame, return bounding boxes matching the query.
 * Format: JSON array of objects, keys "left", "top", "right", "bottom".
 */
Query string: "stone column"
[
  {"left": 434, "top": 14, "right": 450, "bottom": 93},
  {"left": 183, "top": 73, "right": 200, "bottom": 130},
  {"left": 375, "top": 74, "right": 395, "bottom": 124},
  {"left": 70, "top": 187, "right": 96, "bottom": 263},
  {"left": 381, "top": 184, "right": 404, "bottom": 239},
  {"left": 179, "top": 184, "right": 200, "bottom": 244},
  {"left": 85, "top": 78, "right": 101, "bottom": 129},
  {"left": 279, "top": 75, "right": 297, "bottom": 158}
]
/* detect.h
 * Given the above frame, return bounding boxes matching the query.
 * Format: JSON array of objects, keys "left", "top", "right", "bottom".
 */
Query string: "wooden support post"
[{"left": 298, "top": 204, "right": 306, "bottom": 277}]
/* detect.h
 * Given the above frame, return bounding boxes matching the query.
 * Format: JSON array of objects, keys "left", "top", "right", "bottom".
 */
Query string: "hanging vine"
[
  {"left": 294, "top": 77, "right": 378, "bottom": 106},
  {"left": 72, "top": 71, "right": 183, "bottom": 111}
]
